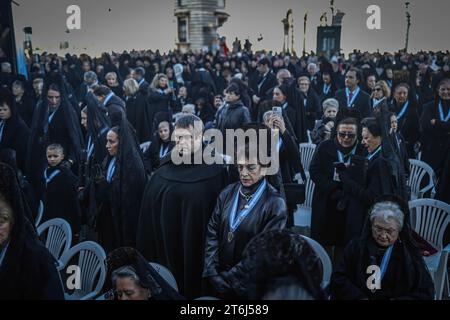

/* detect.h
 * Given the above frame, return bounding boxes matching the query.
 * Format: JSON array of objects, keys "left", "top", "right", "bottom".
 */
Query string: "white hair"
[
  {"left": 370, "top": 201, "right": 404, "bottom": 230},
  {"left": 111, "top": 265, "right": 140, "bottom": 287},
  {"left": 1, "top": 62, "right": 11, "bottom": 73}
]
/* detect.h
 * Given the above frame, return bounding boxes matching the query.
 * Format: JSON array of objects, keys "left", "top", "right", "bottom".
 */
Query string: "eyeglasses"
[
  {"left": 374, "top": 88, "right": 382, "bottom": 92},
  {"left": 372, "top": 224, "right": 399, "bottom": 236},
  {"left": 237, "top": 164, "right": 259, "bottom": 173},
  {"left": 338, "top": 132, "right": 356, "bottom": 139}
]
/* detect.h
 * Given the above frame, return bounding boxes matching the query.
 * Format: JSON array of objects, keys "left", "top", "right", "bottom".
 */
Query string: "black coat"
[
  {"left": 0, "top": 104, "right": 30, "bottom": 172},
  {"left": 310, "top": 139, "right": 366, "bottom": 246},
  {"left": 147, "top": 88, "right": 173, "bottom": 133},
  {"left": 251, "top": 72, "right": 278, "bottom": 118},
  {"left": 318, "top": 82, "right": 337, "bottom": 104},
  {"left": 420, "top": 100, "right": 450, "bottom": 172},
  {"left": 335, "top": 87, "right": 372, "bottom": 119},
  {"left": 216, "top": 101, "right": 251, "bottom": 137},
  {"left": 203, "top": 180, "right": 287, "bottom": 294},
  {"left": 125, "top": 93, "right": 151, "bottom": 143},
  {"left": 43, "top": 165, "right": 81, "bottom": 235},
  {"left": 137, "top": 154, "right": 228, "bottom": 299},
  {"left": 15, "top": 96, "right": 35, "bottom": 128},
  {"left": 389, "top": 99, "right": 421, "bottom": 158},
  {"left": 303, "top": 89, "right": 322, "bottom": 131},
  {"left": 331, "top": 238, "right": 434, "bottom": 300},
  {"left": 104, "top": 95, "right": 126, "bottom": 123}
]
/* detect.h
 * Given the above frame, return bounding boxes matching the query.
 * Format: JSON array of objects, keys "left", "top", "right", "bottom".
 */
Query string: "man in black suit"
[
  {"left": 251, "top": 58, "right": 277, "bottom": 120},
  {"left": 335, "top": 67, "right": 371, "bottom": 119},
  {"left": 132, "top": 67, "right": 149, "bottom": 92},
  {"left": 93, "top": 85, "right": 125, "bottom": 122}
]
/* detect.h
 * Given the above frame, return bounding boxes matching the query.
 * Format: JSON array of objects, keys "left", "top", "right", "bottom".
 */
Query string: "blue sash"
[
  {"left": 438, "top": 101, "right": 450, "bottom": 122},
  {"left": 346, "top": 87, "right": 361, "bottom": 107},
  {"left": 396, "top": 101, "right": 410, "bottom": 121},
  {"left": 229, "top": 179, "right": 267, "bottom": 234},
  {"left": 367, "top": 146, "right": 382, "bottom": 161},
  {"left": 107, "top": 157, "right": 116, "bottom": 183},
  {"left": 44, "top": 168, "right": 61, "bottom": 186}
]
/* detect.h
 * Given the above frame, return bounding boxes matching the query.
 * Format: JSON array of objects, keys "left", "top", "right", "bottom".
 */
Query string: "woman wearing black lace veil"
[
  {"left": 96, "top": 112, "right": 147, "bottom": 252},
  {"left": 26, "top": 71, "right": 84, "bottom": 198},
  {"left": 104, "top": 247, "right": 185, "bottom": 300},
  {"left": 0, "top": 163, "right": 64, "bottom": 300},
  {"left": 143, "top": 112, "right": 175, "bottom": 173},
  {"left": 0, "top": 88, "right": 30, "bottom": 173},
  {"left": 79, "top": 92, "right": 110, "bottom": 229},
  {"left": 239, "top": 229, "right": 326, "bottom": 300},
  {"left": 330, "top": 195, "right": 434, "bottom": 300}
]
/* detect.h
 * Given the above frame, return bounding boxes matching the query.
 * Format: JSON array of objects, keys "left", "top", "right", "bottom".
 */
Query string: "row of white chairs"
[{"left": 37, "top": 218, "right": 180, "bottom": 300}]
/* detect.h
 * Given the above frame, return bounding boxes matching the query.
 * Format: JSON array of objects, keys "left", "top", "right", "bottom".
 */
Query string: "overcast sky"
[{"left": 12, "top": 0, "right": 450, "bottom": 56}]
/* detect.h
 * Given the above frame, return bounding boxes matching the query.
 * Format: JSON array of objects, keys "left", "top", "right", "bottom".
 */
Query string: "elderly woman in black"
[
  {"left": 105, "top": 247, "right": 185, "bottom": 301},
  {"left": 203, "top": 135, "right": 288, "bottom": 299},
  {"left": 331, "top": 195, "right": 434, "bottom": 300},
  {"left": 0, "top": 163, "right": 64, "bottom": 300}
]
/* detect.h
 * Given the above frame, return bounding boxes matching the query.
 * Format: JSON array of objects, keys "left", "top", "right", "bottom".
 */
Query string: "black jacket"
[
  {"left": 203, "top": 180, "right": 287, "bottom": 293},
  {"left": 216, "top": 100, "right": 251, "bottom": 136},
  {"left": 335, "top": 87, "right": 372, "bottom": 119}
]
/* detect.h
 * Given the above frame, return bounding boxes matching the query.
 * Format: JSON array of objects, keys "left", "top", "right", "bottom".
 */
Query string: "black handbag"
[
  {"left": 283, "top": 166, "right": 307, "bottom": 206},
  {"left": 283, "top": 182, "right": 306, "bottom": 206}
]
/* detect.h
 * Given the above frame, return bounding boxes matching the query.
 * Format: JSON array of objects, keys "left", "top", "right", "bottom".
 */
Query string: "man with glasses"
[{"left": 309, "top": 117, "right": 365, "bottom": 265}]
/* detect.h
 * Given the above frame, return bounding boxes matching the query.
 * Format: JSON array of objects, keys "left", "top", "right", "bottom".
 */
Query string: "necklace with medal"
[{"left": 228, "top": 189, "right": 254, "bottom": 242}]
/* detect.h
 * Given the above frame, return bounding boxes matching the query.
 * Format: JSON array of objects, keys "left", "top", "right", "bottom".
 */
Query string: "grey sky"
[{"left": 12, "top": 0, "right": 450, "bottom": 56}]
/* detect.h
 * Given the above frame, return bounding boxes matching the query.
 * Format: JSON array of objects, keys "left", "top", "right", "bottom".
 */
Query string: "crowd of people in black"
[{"left": 0, "top": 46, "right": 449, "bottom": 300}]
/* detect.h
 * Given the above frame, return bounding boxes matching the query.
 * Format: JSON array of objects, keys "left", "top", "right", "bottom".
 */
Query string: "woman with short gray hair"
[{"left": 330, "top": 195, "right": 434, "bottom": 300}]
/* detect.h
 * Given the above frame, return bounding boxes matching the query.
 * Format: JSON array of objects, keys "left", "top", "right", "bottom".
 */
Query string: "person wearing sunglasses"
[
  {"left": 310, "top": 117, "right": 365, "bottom": 264},
  {"left": 370, "top": 80, "right": 391, "bottom": 111},
  {"left": 203, "top": 130, "right": 288, "bottom": 299}
]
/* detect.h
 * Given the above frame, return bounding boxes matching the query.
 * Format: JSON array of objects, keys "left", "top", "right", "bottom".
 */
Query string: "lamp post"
[
  {"left": 404, "top": 2, "right": 411, "bottom": 52},
  {"left": 303, "top": 12, "right": 308, "bottom": 56}
]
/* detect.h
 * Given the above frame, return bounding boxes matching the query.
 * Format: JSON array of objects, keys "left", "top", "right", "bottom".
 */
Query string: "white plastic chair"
[
  {"left": 150, "top": 262, "right": 179, "bottom": 292},
  {"left": 58, "top": 241, "right": 107, "bottom": 300},
  {"left": 408, "top": 159, "right": 436, "bottom": 200},
  {"left": 37, "top": 218, "right": 72, "bottom": 266},
  {"left": 409, "top": 199, "right": 450, "bottom": 300},
  {"left": 294, "top": 173, "right": 315, "bottom": 228},
  {"left": 300, "top": 235, "right": 332, "bottom": 289},
  {"left": 299, "top": 143, "right": 316, "bottom": 173},
  {"left": 35, "top": 200, "right": 44, "bottom": 227}
]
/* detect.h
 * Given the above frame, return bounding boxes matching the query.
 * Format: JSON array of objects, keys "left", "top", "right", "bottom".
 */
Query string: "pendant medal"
[{"left": 228, "top": 232, "right": 234, "bottom": 243}]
